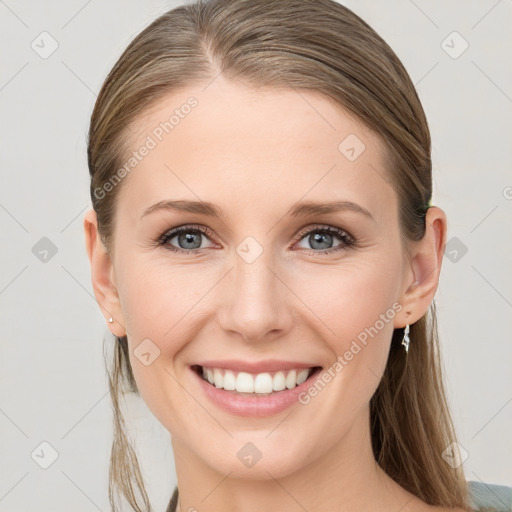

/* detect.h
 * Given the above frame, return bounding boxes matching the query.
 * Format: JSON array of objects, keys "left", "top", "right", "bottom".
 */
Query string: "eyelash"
[{"left": 156, "top": 223, "right": 357, "bottom": 256}]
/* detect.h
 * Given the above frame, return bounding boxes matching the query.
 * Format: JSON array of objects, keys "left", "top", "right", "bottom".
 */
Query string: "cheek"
[
  {"left": 117, "top": 256, "right": 193, "bottom": 427},
  {"left": 116, "top": 253, "right": 196, "bottom": 340},
  {"left": 114, "top": 255, "right": 216, "bottom": 408},
  {"left": 293, "top": 259, "right": 401, "bottom": 403},
  {"left": 295, "top": 258, "right": 401, "bottom": 343}
]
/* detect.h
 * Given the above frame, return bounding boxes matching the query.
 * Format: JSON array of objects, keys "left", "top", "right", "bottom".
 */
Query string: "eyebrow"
[{"left": 141, "top": 199, "right": 374, "bottom": 222}]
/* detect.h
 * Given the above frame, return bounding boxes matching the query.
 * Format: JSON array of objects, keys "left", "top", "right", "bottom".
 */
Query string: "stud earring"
[
  {"left": 402, "top": 324, "right": 410, "bottom": 353},
  {"left": 108, "top": 317, "right": 114, "bottom": 324}
]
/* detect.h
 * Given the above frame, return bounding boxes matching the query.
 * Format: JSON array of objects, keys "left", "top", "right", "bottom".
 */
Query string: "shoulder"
[
  {"left": 429, "top": 480, "right": 512, "bottom": 512},
  {"left": 431, "top": 481, "right": 512, "bottom": 512},
  {"left": 165, "top": 482, "right": 512, "bottom": 512},
  {"left": 466, "top": 480, "right": 512, "bottom": 512}
]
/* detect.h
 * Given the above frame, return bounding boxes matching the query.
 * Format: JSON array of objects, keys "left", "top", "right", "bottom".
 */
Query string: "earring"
[
  {"left": 402, "top": 324, "right": 410, "bottom": 353},
  {"left": 108, "top": 317, "right": 114, "bottom": 324}
]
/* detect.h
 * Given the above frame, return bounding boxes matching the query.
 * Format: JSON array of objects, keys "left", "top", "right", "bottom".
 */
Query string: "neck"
[{"left": 171, "top": 407, "right": 416, "bottom": 512}]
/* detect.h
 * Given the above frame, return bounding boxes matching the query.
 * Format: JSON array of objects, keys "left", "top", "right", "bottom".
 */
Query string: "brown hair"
[{"left": 87, "top": 0, "right": 470, "bottom": 510}]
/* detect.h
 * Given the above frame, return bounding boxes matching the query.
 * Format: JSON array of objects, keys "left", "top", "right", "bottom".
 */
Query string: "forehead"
[{"left": 117, "top": 76, "right": 396, "bottom": 224}]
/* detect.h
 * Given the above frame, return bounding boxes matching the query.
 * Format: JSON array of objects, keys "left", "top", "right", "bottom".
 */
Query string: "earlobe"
[
  {"left": 395, "top": 206, "right": 447, "bottom": 327},
  {"left": 83, "top": 208, "right": 127, "bottom": 336}
]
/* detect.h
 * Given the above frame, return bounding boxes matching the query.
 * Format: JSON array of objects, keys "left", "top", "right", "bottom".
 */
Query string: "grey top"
[
  {"left": 467, "top": 480, "right": 512, "bottom": 511},
  {"left": 166, "top": 480, "right": 512, "bottom": 511}
]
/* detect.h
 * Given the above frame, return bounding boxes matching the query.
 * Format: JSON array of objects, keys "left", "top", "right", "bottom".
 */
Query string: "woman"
[{"left": 84, "top": 0, "right": 477, "bottom": 510}]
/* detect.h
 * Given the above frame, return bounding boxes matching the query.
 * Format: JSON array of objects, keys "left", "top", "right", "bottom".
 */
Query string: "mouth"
[{"left": 191, "top": 364, "right": 323, "bottom": 397}]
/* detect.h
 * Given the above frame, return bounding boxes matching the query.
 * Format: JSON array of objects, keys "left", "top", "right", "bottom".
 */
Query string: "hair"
[{"left": 87, "top": 0, "right": 471, "bottom": 510}]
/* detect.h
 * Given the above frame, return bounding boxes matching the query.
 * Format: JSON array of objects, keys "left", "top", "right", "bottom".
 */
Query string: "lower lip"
[{"left": 190, "top": 366, "right": 322, "bottom": 417}]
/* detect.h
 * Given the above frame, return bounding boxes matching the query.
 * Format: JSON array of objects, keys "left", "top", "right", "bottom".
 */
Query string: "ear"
[
  {"left": 394, "top": 206, "right": 447, "bottom": 328},
  {"left": 83, "top": 208, "right": 127, "bottom": 337}
]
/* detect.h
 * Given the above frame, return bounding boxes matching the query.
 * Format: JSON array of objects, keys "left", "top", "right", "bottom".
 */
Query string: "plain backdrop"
[{"left": 0, "top": 1, "right": 511, "bottom": 510}]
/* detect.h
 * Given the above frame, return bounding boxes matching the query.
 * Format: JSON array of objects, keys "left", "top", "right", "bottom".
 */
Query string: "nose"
[{"left": 216, "top": 245, "right": 294, "bottom": 343}]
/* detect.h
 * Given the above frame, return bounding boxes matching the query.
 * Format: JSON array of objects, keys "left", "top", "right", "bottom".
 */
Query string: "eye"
[
  {"left": 156, "top": 223, "right": 357, "bottom": 255},
  {"left": 157, "top": 225, "right": 216, "bottom": 254},
  {"left": 293, "top": 224, "right": 356, "bottom": 255}
]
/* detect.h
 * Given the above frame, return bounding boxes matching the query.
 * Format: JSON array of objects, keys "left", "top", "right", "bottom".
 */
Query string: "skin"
[{"left": 84, "top": 76, "right": 464, "bottom": 512}]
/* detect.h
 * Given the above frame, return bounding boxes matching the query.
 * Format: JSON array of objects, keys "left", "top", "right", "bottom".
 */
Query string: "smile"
[{"left": 192, "top": 365, "right": 321, "bottom": 396}]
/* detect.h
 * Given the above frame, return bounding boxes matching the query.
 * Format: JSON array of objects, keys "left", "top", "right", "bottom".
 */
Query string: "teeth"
[
  {"left": 236, "top": 372, "right": 254, "bottom": 392},
  {"left": 200, "top": 366, "right": 314, "bottom": 394},
  {"left": 273, "top": 371, "right": 286, "bottom": 391},
  {"left": 214, "top": 369, "right": 223, "bottom": 388},
  {"left": 296, "top": 369, "right": 309, "bottom": 385},
  {"left": 286, "top": 369, "right": 297, "bottom": 389},
  {"left": 254, "top": 373, "right": 273, "bottom": 393},
  {"left": 223, "top": 370, "right": 236, "bottom": 391}
]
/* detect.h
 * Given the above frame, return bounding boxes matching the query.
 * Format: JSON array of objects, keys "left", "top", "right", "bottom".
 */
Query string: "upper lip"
[{"left": 193, "top": 359, "right": 321, "bottom": 374}]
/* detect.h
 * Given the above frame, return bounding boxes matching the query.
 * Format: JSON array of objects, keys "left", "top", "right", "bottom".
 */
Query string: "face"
[{"left": 96, "top": 76, "right": 420, "bottom": 479}]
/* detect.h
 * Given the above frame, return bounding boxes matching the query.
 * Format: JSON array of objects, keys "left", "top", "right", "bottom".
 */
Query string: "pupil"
[
  {"left": 311, "top": 232, "right": 332, "bottom": 250},
  {"left": 180, "top": 232, "right": 201, "bottom": 249}
]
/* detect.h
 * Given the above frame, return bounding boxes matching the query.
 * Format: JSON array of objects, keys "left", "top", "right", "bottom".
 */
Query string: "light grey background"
[{"left": 0, "top": 1, "right": 511, "bottom": 510}]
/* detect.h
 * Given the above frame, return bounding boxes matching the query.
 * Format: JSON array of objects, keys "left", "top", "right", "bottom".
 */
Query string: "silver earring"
[
  {"left": 402, "top": 324, "right": 410, "bottom": 353},
  {"left": 108, "top": 317, "right": 114, "bottom": 324}
]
